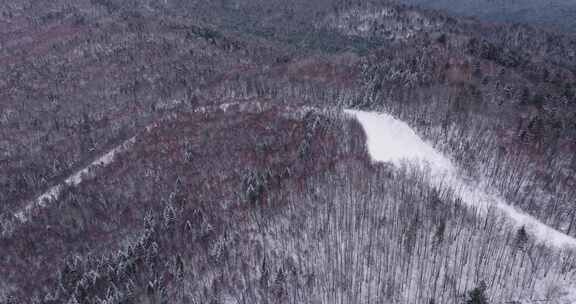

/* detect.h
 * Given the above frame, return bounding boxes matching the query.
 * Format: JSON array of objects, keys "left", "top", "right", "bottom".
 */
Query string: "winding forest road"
[
  {"left": 13, "top": 136, "right": 138, "bottom": 224},
  {"left": 8, "top": 101, "right": 247, "bottom": 226}
]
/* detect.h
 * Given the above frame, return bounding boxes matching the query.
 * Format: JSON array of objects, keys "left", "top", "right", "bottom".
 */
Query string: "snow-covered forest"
[{"left": 1, "top": 0, "right": 576, "bottom": 303}]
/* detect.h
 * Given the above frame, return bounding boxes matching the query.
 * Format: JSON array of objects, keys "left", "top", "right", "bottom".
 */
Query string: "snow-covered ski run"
[{"left": 345, "top": 109, "right": 576, "bottom": 250}]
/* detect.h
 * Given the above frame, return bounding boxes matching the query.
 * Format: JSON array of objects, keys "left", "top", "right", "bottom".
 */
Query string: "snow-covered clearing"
[{"left": 345, "top": 109, "right": 576, "bottom": 250}]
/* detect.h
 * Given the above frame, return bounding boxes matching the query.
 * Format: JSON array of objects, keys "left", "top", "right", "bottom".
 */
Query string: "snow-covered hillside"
[{"left": 346, "top": 109, "right": 576, "bottom": 250}]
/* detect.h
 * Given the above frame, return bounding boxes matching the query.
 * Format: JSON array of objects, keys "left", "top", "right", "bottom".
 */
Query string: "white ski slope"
[{"left": 345, "top": 109, "right": 576, "bottom": 249}]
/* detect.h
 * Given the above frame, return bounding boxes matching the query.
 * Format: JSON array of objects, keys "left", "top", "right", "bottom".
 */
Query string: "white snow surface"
[{"left": 345, "top": 109, "right": 576, "bottom": 250}]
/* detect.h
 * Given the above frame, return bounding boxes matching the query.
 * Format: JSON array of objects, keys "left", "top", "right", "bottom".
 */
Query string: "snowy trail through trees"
[
  {"left": 8, "top": 102, "right": 248, "bottom": 226},
  {"left": 12, "top": 136, "right": 138, "bottom": 224},
  {"left": 345, "top": 109, "right": 576, "bottom": 249}
]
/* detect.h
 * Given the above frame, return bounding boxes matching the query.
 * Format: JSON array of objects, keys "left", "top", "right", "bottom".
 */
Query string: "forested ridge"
[{"left": 1, "top": 0, "right": 575, "bottom": 303}]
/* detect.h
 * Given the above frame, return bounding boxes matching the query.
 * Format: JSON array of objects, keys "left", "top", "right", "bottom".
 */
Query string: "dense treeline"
[
  {"left": 0, "top": 102, "right": 361, "bottom": 302},
  {"left": 0, "top": 13, "right": 285, "bottom": 214}
]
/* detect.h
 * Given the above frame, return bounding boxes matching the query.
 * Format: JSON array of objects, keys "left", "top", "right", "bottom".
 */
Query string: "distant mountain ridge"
[{"left": 397, "top": 0, "right": 576, "bottom": 33}]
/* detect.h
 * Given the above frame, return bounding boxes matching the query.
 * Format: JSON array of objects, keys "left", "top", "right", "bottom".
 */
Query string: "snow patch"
[{"left": 346, "top": 109, "right": 453, "bottom": 171}]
